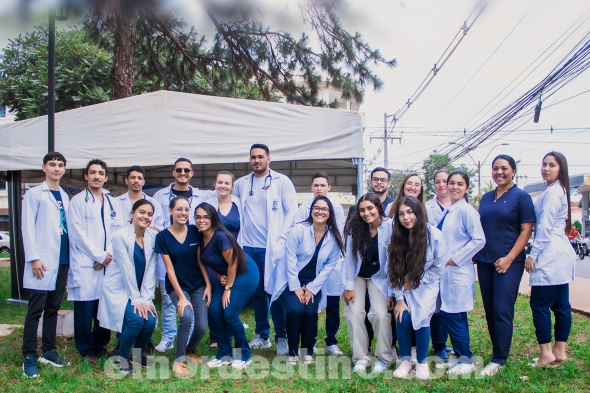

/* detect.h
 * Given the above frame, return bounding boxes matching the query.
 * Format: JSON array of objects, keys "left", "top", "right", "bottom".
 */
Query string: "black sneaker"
[
  {"left": 22, "top": 355, "right": 40, "bottom": 378},
  {"left": 39, "top": 349, "right": 70, "bottom": 368},
  {"left": 114, "top": 357, "right": 133, "bottom": 374}
]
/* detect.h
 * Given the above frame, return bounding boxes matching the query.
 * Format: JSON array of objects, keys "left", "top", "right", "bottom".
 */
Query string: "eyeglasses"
[
  {"left": 405, "top": 181, "right": 423, "bottom": 188},
  {"left": 371, "top": 177, "right": 389, "bottom": 183},
  {"left": 313, "top": 206, "right": 330, "bottom": 213},
  {"left": 175, "top": 168, "right": 192, "bottom": 174},
  {"left": 195, "top": 215, "right": 211, "bottom": 221}
]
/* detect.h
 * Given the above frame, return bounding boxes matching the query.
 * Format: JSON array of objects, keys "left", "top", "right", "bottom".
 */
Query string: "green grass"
[
  {"left": 0, "top": 265, "right": 589, "bottom": 392},
  {"left": 0, "top": 253, "right": 9, "bottom": 259}
]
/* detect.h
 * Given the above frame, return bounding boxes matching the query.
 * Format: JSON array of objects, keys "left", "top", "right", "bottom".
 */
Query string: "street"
[{"left": 575, "top": 255, "right": 590, "bottom": 279}]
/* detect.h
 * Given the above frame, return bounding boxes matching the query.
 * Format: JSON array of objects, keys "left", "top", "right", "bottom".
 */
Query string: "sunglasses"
[{"left": 175, "top": 168, "right": 192, "bottom": 174}]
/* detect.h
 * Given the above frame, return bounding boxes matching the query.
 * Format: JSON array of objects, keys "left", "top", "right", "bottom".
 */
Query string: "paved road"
[{"left": 575, "top": 255, "right": 590, "bottom": 279}]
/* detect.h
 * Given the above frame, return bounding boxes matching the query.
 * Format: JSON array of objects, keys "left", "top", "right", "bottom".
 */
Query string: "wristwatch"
[{"left": 225, "top": 285, "right": 232, "bottom": 291}]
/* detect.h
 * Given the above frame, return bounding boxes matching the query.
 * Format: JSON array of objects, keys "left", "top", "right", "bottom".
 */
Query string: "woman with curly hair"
[
  {"left": 342, "top": 193, "right": 395, "bottom": 374},
  {"left": 388, "top": 196, "right": 446, "bottom": 380}
]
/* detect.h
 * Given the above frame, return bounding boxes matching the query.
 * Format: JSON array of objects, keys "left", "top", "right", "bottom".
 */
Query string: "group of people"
[{"left": 19, "top": 145, "right": 576, "bottom": 381}]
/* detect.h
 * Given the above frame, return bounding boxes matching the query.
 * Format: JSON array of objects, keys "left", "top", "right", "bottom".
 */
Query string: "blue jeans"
[
  {"left": 396, "top": 304, "right": 430, "bottom": 364},
  {"left": 244, "top": 246, "right": 287, "bottom": 341},
  {"left": 168, "top": 287, "right": 207, "bottom": 361},
  {"left": 159, "top": 279, "right": 177, "bottom": 343},
  {"left": 281, "top": 289, "right": 321, "bottom": 356},
  {"left": 477, "top": 261, "right": 524, "bottom": 365},
  {"left": 530, "top": 284, "right": 571, "bottom": 344},
  {"left": 441, "top": 311, "right": 473, "bottom": 363},
  {"left": 325, "top": 295, "right": 340, "bottom": 346},
  {"left": 119, "top": 301, "right": 156, "bottom": 359},
  {"left": 430, "top": 311, "right": 448, "bottom": 354},
  {"left": 208, "top": 258, "right": 259, "bottom": 361},
  {"left": 73, "top": 300, "right": 111, "bottom": 357}
]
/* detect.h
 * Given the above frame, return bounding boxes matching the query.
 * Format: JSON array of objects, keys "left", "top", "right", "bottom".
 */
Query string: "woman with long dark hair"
[
  {"left": 154, "top": 197, "right": 208, "bottom": 376},
  {"left": 270, "top": 196, "right": 344, "bottom": 365},
  {"left": 388, "top": 196, "right": 445, "bottom": 380},
  {"left": 99, "top": 199, "right": 158, "bottom": 373},
  {"left": 342, "top": 193, "right": 395, "bottom": 374},
  {"left": 194, "top": 203, "right": 259, "bottom": 370},
  {"left": 475, "top": 155, "right": 535, "bottom": 376},
  {"left": 525, "top": 152, "right": 575, "bottom": 367},
  {"left": 438, "top": 170, "right": 485, "bottom": 375}
]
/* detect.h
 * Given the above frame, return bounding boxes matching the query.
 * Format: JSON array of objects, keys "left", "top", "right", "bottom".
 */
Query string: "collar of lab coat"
[
  {"left": 446, "top": 198, "right": 467, "bottom": 212},
  {"left": 163, "top": 182, "right": 202, "bottom": 198}
]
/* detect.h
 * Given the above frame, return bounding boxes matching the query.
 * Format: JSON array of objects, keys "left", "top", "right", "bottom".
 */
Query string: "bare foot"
[
  {"left": 536, "top": 353, "right": 556, "bottom": 367},
  {"left": 553, "top": 341, "right": 567, "bottom": 362},
  {"left": 553, "top": 352, "right": 567, "bottom": 362}
]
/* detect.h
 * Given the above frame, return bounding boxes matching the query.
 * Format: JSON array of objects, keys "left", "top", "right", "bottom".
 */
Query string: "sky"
[{"left": 1, "top": 0, "right": 589, "bottom": 191}]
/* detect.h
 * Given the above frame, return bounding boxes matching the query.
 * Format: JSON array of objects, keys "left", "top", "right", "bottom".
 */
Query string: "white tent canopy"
[{"left": 0, "top": 90, "right": 364, "bottom": 193}]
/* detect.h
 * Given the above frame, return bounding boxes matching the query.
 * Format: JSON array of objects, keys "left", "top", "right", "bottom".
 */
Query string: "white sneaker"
[
  {"left": 393, "top": 360, "right": 412, "bottom": 379},
  {"left": 415, "top": 363, "right": 429, "bottom": 380},
  {"left": 231, "top": 359, "right": 252, "bottom": 369},
  {"left": 286, "top": 356, "right": 298, "bottom": 366},
  {"left": 372, "top": 359, "right": 389, "bottom": 374},
  {"left": 447, "top": 363, "right": 476, "bottom": 375},
  {"left": 276, "top": 338, "right": 288, "bottom": 356},
  {"left": 248, "top": 335, "right": 271, "bottom": 349},
  {"left": 352, "top": 359, "right": 370, "bottom": 373},
  {"left": 326, "top": 344, "right": 343, "bottom": 356},
  {"left": 154, "top": 340, "right": 174, "bottom": 352},
  {"left": 480, "top": 362, "right": 503, "bottom": 376},
  {"left": 303, "top": 355, "right": 314, "bottom": 365},
  {"left": 207, "top": 358, "right": 232, "bottom": 368},
  {"left": 435, "top": 357, "right": 458, "bottom": 370}
]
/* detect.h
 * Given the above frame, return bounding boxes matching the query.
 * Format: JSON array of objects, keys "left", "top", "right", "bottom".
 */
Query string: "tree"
[
  {"left": 421, "top": 153, "right": 476, "bottom": 200},
  {"left": 84, "top": 1, "right": 395, "bottom": 103},
  {"left": 0, "top": 26, "right": 112, "bottom": 121}
]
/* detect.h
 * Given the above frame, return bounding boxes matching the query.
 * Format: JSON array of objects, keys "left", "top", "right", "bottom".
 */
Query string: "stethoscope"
[
  {"left": 249, "top": 173, "right": 272, "bottom": 196},
  {"left": 168, "top": 184, "right": 194, "bottom": 206},
  {"left": 85, "top": 188, "right": 116, "bottom": 218}
]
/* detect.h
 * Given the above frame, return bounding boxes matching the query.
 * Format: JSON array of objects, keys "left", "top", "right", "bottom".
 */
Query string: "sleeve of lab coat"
[
  {"left": 453, "top": 208, "right": 486, "bottom": 267},
  {"left": 112, "top": 233, "right": 143, "bottom": 305},
  {"left": 286, "top": 226, "right": 303, "bottom": 292},
  {"left": 21, "top": 189, "right": 40, "bottom": 263},
  {"left": 342, "top": 235, "right": 357, "bottom": 291},
  {"left": 67, "top": 198, "right": 107, "bottom": 266},
  {"left": 529, "top": 187, "right": 562, "bottom": 260},
  {"left": 306, "top": 237, "right": 341, "bottom": 295}
]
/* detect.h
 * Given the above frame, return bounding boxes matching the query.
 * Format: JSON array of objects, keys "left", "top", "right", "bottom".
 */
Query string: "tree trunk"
[{"left": 110, "top": 4, "right": 137, "bottom": 100}]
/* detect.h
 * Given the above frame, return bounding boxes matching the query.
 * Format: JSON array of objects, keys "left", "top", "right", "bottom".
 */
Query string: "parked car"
[{"left": 0, "top": 231, "right": 10, "bottom": 254}]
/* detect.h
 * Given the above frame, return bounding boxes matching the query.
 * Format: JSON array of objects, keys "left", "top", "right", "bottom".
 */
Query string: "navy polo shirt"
[
  {"left": 219, "top": 202, "right": 240, "bottom": 240},
  {"left": 475, "top": 185, "right": 535, "bottom": 264},
  {"left": 155, "top": 225, "right": 204, "bottom": 294},
  {"left": 199, "top": 230, "right": 233, "bottom": 276}
]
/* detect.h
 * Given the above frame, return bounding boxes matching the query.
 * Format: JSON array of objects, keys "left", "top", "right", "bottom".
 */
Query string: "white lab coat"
[
  {"left": 98, "top": 225, "right": 158, "bottom": 332},
  {"left": 529, "top": 180, "right": 575, "bottom": 286},
  {"left": 204, "top": 195, "right": 244, "bottom": 246},
  {"left": 233, "top": 169, "right": 297, "bottom": 290},
  {"left": 342, "top": 217, "right": 393, "bottom": 299},
  {"left": 439, "top": 199, "right": 486, "bottom": 313},
  {"left": 21, "top": 182, "right": 70, "bottom": 291},
  {"left": 269, "top": 222, "right": 342, "bottom": 302},
  {"left": 67, "top": 189, "right": 124, "bottom": 301},
  {"left": 152, "top": 184, "right": 215, "bottom": 281},
  {"left": 390, "top": 225, "right": 446, "bottom": 329},
  {"left": 425, "top": 197, "right": 446, "bottom": 227},
  {"left": 294, "top": 197, "right": 345, "bottom": 297},
  {"left": 118, "top": 192, "right": 163, "bottom": 229}
]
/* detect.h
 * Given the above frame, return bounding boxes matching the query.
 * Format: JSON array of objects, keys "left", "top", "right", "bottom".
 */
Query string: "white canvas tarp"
[{"left": 0, "top": 90, "right": 363, "bottom": 171}]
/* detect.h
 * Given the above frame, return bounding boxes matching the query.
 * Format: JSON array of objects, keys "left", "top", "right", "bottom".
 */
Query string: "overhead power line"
[{"left": 366, "top": 1, "right": 488, "bottom": 167}]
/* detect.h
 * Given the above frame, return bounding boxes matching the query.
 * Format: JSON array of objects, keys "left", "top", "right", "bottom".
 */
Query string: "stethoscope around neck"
[
  {"left": 85, "top": 188, "right": 116, "bottom": 218},
  {"left": 249, "top": 173, "right": 272, "bottom": 196}
]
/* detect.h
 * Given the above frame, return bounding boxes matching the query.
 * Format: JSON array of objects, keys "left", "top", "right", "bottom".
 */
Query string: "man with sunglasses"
[
  {"left": 152, "top": 157, "right": 215, "bottom": 352},
  {"left": 233, "top": 144, "right": 297, "bottom": 356}
]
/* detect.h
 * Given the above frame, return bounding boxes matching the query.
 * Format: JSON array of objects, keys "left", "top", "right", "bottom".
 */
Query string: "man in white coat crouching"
[
  {"left": 67, "top": 159, "right": 124, "bottom": 363},
  {"left": 21, "top": 152, "right": 71, "bottom": 378}
]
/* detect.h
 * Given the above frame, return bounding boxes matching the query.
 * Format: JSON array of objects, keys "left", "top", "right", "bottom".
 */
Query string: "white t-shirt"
[{"left": 241, "top": 175, "right": 269, "bottom": 248}]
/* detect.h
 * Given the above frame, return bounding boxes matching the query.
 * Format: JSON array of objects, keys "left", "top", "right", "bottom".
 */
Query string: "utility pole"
[{"left": 370, "top": 113, "right": 402, "bottom": 170}]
